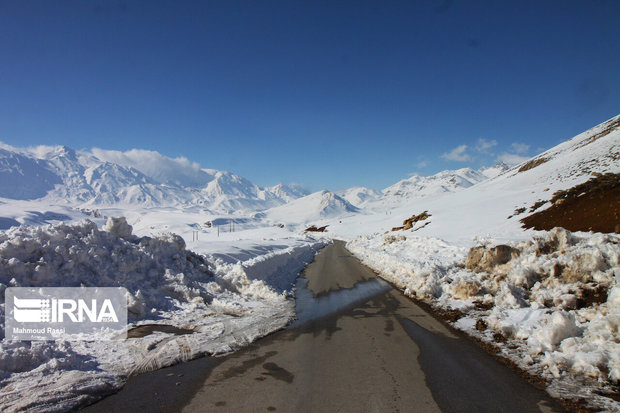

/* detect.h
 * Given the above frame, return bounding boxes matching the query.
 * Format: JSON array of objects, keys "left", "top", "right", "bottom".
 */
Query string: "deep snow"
[{"left": 0, "top": 218, "right": 326, "bottom": 412}]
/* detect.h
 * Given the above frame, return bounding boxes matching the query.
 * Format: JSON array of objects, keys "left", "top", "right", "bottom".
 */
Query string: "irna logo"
[
  {"left": 5, "top": 287, "right": 128, "bottom": 341},
  {"left": 13, "top": 296, "right": 119, "bottom": 323}
]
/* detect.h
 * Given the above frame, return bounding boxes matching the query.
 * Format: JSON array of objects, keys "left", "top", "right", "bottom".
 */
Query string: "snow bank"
[
  {"left": 347, "top": 228, "right": 619, "bottom": 411},
  {"left": 0, "top": 219, "right": 325, "bottom": 412}
]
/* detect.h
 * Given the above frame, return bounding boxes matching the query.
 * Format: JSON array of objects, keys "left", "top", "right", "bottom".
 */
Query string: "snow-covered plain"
[{"left": 0, "top": 114, "right": 619, "bottom": 411}]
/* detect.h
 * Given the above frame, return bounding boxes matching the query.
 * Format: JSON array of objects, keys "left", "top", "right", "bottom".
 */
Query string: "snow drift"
[{"left": 0, "top": 218, "right": 326, "bottom": 412}]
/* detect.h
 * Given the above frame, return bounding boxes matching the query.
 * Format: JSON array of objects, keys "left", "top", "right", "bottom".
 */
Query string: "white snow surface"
[{"left": 0, "top": 218, "right": 326, "bottom": 412}]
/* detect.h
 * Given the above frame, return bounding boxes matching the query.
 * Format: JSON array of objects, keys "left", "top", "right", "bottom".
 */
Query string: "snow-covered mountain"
[
  {"left": 338, "top": 163, "right": 509, "bottom": 209},
  {"left": 329, "top": 114, "right": 620, "bottom": 241},
  {"left": 3, "top": 113, "right": 616, "bottom": 227},
  {"left": 0, "top": 148, "right": 62, "bottom": 199},
  {"left": 336, "top": 187, "right": 382, "bottom": 207},
  {"left": 0, "top": 144, "right": 305, "bottom": 212},
  {"left": 382, "top": 167, "right": 488, "bottom": 200},
  {"left": 337, "top": 163, "right": 510, "bottom": 209},
  {"left": 263, "top": 190, "right": 359, "bottom": 225},
  {"left": 478, "top": 162, "right": 511, "bottom": 179},
  {"left": 264, "top": 183, "right": 309, "bottom": 203}
]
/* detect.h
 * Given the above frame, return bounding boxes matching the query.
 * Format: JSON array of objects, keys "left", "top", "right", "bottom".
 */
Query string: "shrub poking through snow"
[
  {"left": 347, "top": 227, "right": 620, "bottom": 410},
  {"left": 518, "top": 156, "right": 549, "bottom": 173}
]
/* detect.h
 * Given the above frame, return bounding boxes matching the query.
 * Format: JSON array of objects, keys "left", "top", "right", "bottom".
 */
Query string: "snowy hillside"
[
  {"left": 0, "top": 144, "right": 305, "bottom": 213},
  {"left": 337, "top": 114, "right": 620, "bottom": 411},
  {"left": 329, "top": 115, "right": 620, "bottom": 243}
]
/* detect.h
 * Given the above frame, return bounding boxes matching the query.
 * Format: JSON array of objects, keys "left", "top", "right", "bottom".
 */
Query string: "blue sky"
[{"left": 1, "top": 1, "right": 619, "bottom": 191}]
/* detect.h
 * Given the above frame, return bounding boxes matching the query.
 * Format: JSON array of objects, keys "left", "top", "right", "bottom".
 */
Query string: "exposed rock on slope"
[
  {"left": 391, "top": 211, "right": 432, "bottom": 231},
  {"left": 521, "top": 173, "right": 620, "bottom": 233}
]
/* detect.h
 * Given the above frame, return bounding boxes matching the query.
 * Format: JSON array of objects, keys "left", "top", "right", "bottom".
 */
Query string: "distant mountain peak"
[
  {"left": 0, "top": 145, "right": 306, "bottom": 212},
  {"left": 264, "top": 190, "right": 358, "bottom": 225},
  {"left": 382, "top": 168, "right": 487, "bottom": 200},
  {"left": 336, "top": 186, "right": 381, "bottom": 207},
  {"left": 478, "top": 162, "right": 511, "bottom": 179}
]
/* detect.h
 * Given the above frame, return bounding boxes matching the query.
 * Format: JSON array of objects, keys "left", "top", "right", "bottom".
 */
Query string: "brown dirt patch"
[
  {"left": 576, "top": 286, "right": 609, "bottom": 309},
  {"left": 493, "top": 332, "right": 507, "bottom": 343},
  {"left": 507, "top": 207, "right": 527, "bottom": 219},
  {"left": 435, "top": 307, "right": 465, "bottom": 322},
  {"left": 466, "top": 244, "right": 520, "bottom": 273},
  {"left": 305, "top": 225, "right": 328, "bottom": 232},
  {"left": 521, "top": 173, "right": 620, "bottom": 233},
  {"left": 518, "top": 157, "right": 549, "bottom": 173}
]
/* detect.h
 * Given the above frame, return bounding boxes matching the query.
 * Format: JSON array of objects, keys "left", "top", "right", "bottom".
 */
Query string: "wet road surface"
[{"left": 84, "top": 241, "right": 563, "bottom": 413}]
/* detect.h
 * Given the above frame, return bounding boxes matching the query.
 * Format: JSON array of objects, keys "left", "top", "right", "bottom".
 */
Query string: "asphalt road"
[{"left": 85, "top": 241, "right": 563, "bottom": 413}]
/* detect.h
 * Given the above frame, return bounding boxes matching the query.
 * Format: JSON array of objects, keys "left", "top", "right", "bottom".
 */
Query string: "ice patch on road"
[{"left": 292, "top": 277, "right": 391, "bottom": 326}]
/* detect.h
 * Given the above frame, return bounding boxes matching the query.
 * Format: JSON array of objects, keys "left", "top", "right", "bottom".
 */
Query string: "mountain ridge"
[
  {"left": 0, "top": 144, "right": 307, "bottom": 213},
  {"left": 1, "top": 113, "right": 617, "bottom": 220}
]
